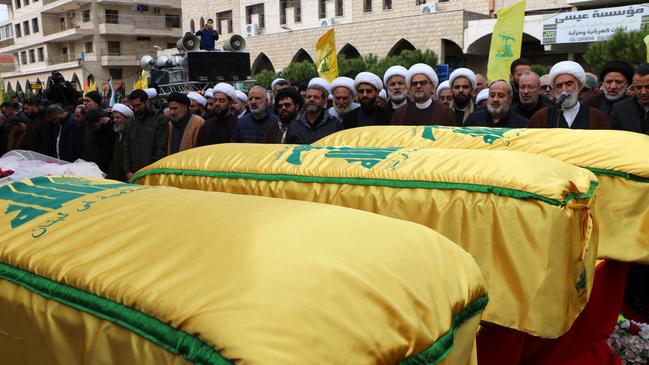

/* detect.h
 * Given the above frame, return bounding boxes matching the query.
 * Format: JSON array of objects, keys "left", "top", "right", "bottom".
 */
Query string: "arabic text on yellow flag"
[
  {"left": 644, "top": 35, "right": 649, "bottom": 62},
  {"left": 315, "top": 28, "right": 339, "bottom": 83},
  {"left": 487, "top": 0, "right": 526, "bottom": 83}
]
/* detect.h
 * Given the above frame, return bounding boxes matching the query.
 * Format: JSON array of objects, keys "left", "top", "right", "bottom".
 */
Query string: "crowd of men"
[{"left": 1, "top": 57, "right": 648, "bottom": 184}]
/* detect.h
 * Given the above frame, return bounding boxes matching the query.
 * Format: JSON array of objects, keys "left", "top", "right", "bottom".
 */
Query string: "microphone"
[{"left": 554, "top": 92, "right": 570, "bottom": 106}]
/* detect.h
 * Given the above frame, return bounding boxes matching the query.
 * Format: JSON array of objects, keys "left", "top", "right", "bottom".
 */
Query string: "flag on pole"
[
  {"left": 89, "top": 79, "right": 97, "bottom": 92},
  {"left": 83, "top": 79, "right": 89, "bottom": 96},
  {"left": 487, "top": 0, "right": 526, "bottom": 83},
  {"left": 108, "top": 78, "right": 116, "bottom": 107},
  {"left": 644, "top": 34, "right": 649, "bottom": 62},
  {"left": 0, "top": 88, "right": 4, "bottom": 105},
  {"left": 315, "top": 28, "right": 339, "bottom": 83},
  {"left": 141, "top": 70, "right": 148, "bottom": 90}
]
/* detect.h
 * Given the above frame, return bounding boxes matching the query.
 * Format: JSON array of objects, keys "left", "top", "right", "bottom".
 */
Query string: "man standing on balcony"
[{"left": 195, "top": 19, "right": 219, "bottom": 51}]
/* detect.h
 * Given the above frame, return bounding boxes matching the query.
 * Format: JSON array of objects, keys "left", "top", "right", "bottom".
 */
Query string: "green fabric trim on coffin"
[
  {"left": 399, "top": 294, "right": 489, "bottom": 365},
  {"left": 584, "top": 167, "right": 649, "bottom": 183},
  {"left": 0, "top": 263, "right": 234, "bottom": 365},
  {"left": 131, "top": 168, "right": 598, "bottom": 207}
]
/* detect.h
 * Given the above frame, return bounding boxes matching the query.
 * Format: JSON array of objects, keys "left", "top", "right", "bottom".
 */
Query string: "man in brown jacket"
[
  {"left": 167, "top": 92, "right": 205, "bottom": 155},
  {"left": 527, "top": 61, "right": 609, "bottom": 129},
  {"left": 391, "top": 63, "right": 455, "bottom": 126}
]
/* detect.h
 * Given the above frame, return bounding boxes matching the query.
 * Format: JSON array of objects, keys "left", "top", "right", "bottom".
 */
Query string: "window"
[
  {"left": 318, "top": 0, "right": 325, "bottom": 19},
  {"left": 32, "top": 18, "right": 39, "bottom": 33},
  {"left": 29, "top": 49, "right": 35, "bottom": 63},
  {"left": 383, "top": 0, "right": 392, "bottom": 10},
  {"left": 363, "top": 0, "right": 372, "bottom": 12},
  {"left": 23, "top": 21, "right": 30, "bottom": 35},
  {"left": 136, "top": 36, "right": 151, "bottom": 41},
  {"left": 20, "top": 51, "right": 27, "bottom": 64},
  {"left": 85, "top": 41, "right": 93, "bottom": 53},
  {"left": 24, "top": 0, "right": 29, "bottom": 5},
  {"left": 416, "top": 0, "right": 426, "bottom": 5},
  {"left": 280, "top": 0, "right": 301, "bottom": 24},
  {"left": 245, "top": 4, "right": 265, "bottom": 29},
  {"left": 82, "top": 10, "right": 90, "bottom": 22},
  {"left": 336, "top": 0, "right": 344, "bottom": 16},
  {"left": 109, "top": 68, "right": 123, "bottom": 80},
  {"left": 37, "top": 47, "right": 44, "bottom": 61},
  {"left": 105, "top": 10, "right": 119, "bottom": 24},
  {"left": 15, "top": 0, "right": 21, "bottom": 9},
  {"left": 165, "top": 14, "right": 181, "bottom": 28},
  {"left": 107, "top": 41, "right": 120, "bottom": 55},
  {"left": 216, "top": 11, "right": 233, "bottom": 34},
  {"left": 14, "top": 24, "right": 21, "bottom": 38}
]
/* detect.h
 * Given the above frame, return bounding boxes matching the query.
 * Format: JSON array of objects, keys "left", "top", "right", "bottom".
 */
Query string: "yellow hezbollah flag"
[
  {"left": 644, "top": 34, "right": 649, "bottom": 62},
  {"left": 134, "top": 70, "right": 148, "bottom": 90},
  {"left": 315, "top": 28, "right": 338, "bottom": 83},
  {"left": 487, "top": 0, "right": 525, "bottom": 82}
]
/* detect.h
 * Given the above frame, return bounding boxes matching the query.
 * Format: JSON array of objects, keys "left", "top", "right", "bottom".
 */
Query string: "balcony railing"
[
  {"left": 0, "top": 38, "right": 14, "bottom": 48},
  {"left": 47, "top": 53, "right": 79, "bottom": 65},
  {"left": 96, "top": 14, "right": 181, "bottom": 30},
  {"left": 42, "top": 18, "right": 83, "bottom": 36}
]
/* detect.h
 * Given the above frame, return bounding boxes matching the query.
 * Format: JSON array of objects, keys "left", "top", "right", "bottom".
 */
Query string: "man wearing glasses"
[
  {"left": 342, "top": 72, "right": 390, "bottom": 129},
  {"left": 511, "top": 71, "right": 549, "bottom": 120},
  {"left": 539, "top": 74, "right": 554, "bottom": 103},
  {"left": 390, "top": 63, "right": 455, "bottom": 126}
]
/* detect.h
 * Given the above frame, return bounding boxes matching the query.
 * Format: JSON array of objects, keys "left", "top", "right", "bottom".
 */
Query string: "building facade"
[
  {"left": 0, "top": 0, "right": 183, "bottom": 95},
  {"left": 183, "top": 0, "right": 642, "bottom": 76}
]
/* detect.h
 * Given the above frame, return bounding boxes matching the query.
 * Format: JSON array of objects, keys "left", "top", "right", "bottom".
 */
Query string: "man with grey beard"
[
  {"left": 328, "top": 76, "right": 359, "bottom": 119},
  {"left": 107, "top": 103, "right": 132, "bottom": 181},
  {"left": 464, "top": 80, "right": 527, "bottom": 128},
  {"left": 231, "top": 86, "right": 278, "bottom": 143},
  {"left": 383, "top": 65, "right": 409, "bottom": 120},
  {"left": 584, "top": 60, "right": 633, "bottom": 119},
  {"left": 527, "top": 61, "right": 609, "bottom": 129}
]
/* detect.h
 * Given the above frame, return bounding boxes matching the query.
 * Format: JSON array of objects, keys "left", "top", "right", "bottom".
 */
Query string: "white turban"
[
  {"left": 406, "top": 63, "right": 439, "bottom": 88},
  {"left": 308, "top": 77, "right": 331, "bottom": 96},
  {"left": 449, "top": 68, "right": 477, "bottom": 89},
  {"left": 271, "top": 78, "right": 289, "bottom": 91},
  {"left": 549, "top": 61, "right": 587, "bottom": 89},
  {"left": 204, "top": 89, "right": 214, "bottom": 99},
  {"left": 476, "top": 88, "right": 489, "bottom": 105},
  {"left": 383, "top": 65, "right": 408, "bottom": 87},
  {"left": 235, "top": 90, "right": 248, "bottom": 103},
  {"left": 436, "top": 80, "right": 450, "bottom": 97},
  {"left": 112, "top": 103, "right": 133, "bottom": 119},
  {"left": 331, "top": 76, "right": 356, "bottom": 96},
  {"left": 354, "top": 71, "right": 383, "bottom": 92},
  {"left": 187, "top": 91, "right": 207, "bottom": 107},
  {"left": 212, "top": 82, "right": 236, "bottom": 101},
  {"left": 144, "top": 88, "right": 157, "bottom": 99},
  {"left": 378, "top": 89, "right": 387, "bottom": 100}
]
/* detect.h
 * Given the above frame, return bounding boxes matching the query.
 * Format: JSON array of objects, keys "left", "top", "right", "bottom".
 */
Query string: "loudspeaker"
[
  {"left": 223, "top": 35, "right": 246, "bottom": 52},
  {"left": 151, "top": 68, "right": 185, "bottom": 85},
  {"left": 176, "top": 32, "right": 200, "bottom": 52},
  {"left": 186, "top": 51, "right": 251, "bottom": 82}
]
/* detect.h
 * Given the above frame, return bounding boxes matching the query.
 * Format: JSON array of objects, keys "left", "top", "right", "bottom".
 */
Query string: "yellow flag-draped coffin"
[
  {"left": 134, "top": 143, "right": 598, "bottom": 339},
  {"left": 0, "top": 176, "right": 487, "bottom": 365},
  {"left": 315, "top": 126, "right": 649, "bottom": 264}
]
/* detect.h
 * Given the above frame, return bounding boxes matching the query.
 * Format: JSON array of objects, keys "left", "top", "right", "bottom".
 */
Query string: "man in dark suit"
[{"left": 609, "top": 63, "right": 649, "bottom": 135}]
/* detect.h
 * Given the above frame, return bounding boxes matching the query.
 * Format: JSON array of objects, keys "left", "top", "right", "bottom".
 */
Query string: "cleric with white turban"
[
  {"left": 342, "top": 72, "right": 391, "bottom": 129},
  {"left": 527, "top": 60, "right": 609, "bottom": 129},
  {"left": 354, "top": 72, "right": 383, "bottom": 92},
  {"left": 448, "top": 67, "right": 478, "bottom": 124},
  {"left": 329, "top": 76, "right": 359, "bottom": 119},
  {"left": 112, "top": 103, "right": 133, "bottom": 119},
  {"left": 144, "top": 88, "right": 157, "bottom": 99},
  {"left": 383, "top": 65, "right": 409, "bottom": 115},
  {"left": 212, "top": 83, "right": 237, "bottom": 101}
]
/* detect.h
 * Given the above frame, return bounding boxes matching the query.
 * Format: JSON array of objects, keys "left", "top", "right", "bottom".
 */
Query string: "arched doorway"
[
  {"left": 199, "top": 17, "right": 205, "bottom": 29},
  {"left": 251, "top": 52, "right": 275, "bottom": 74},
  {"left": 291, "top": 48, "right": 314, "bottom": 64},
  {"left": 387, "top": 38, "right": 416, "bottom": 57},
  {"left": 190, "top": 19, "right": 195, "bottom": 33},
  {"left": 338, "top": 43, "right": 361, "bottom": 59}
]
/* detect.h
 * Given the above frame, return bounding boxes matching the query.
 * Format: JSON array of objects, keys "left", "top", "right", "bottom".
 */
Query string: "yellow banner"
[
  {"left": 487, "top": 0, "right": 526, "bottom": 82},
  {"left": 644, "top": 34, "right": 649, "bottom": 62},
  {"left": 315, "top": 28, "right": 339, "bottom": 83}
]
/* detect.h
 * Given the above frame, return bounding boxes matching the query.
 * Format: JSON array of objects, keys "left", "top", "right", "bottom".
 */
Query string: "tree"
[
  {"left": 253, "top": 69, "right": 276, "bottom": 89},
  {"left": 531, "top": 64, "right": 549, "bottom": 76},
  {"left": 278, "top": 61, "right": 318, "bottom": 85},
  {"left": 584, "top": 29, "right": 649, "bottom": 72},
  {"left": 337, "top": 55, "right": 367, "bottom": 78}
]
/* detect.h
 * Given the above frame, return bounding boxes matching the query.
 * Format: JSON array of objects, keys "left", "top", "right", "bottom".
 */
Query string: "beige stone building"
[
  {"left": 183, "top": 0, "right": 641, "bottom": 75},
  {"left": 0, "top": 0, "right": 183, "bottom": 95}
]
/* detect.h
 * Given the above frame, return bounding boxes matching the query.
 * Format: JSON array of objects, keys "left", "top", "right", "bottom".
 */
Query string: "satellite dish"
[
  {"left": 223, "top": 34, "right": 246, "bottom": 52},
  {"left": 140, "top": 55, "right": 155, "bottom": 69}
]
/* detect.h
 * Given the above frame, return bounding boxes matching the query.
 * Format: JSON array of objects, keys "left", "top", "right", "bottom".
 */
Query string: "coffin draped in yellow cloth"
[
  {"left": 0, "top": 176, "right": 487, "bottom": 365},
  {"left": 315, "top": 126, "right": 649, "bottom": 264},
  {"left": 133, "top": 144, "right": 598, "bottom": 339}
]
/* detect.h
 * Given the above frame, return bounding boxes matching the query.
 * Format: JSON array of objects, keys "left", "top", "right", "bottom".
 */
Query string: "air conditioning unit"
[
  {"left": 420, "top": 4, "right": 437, "bottom": 13},
  {"left": 245, "top": 23, "right": 259, "bottom": 37},
  {"left": 320, "top": 17, "right": 334, "bottom": 27}
]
